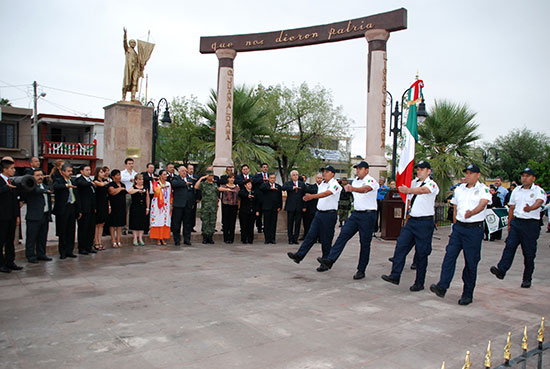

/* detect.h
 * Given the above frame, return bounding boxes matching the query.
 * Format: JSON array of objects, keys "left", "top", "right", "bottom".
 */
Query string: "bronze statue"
[{"left": 122, "top": 28, "right": 155, "bottom": 103}]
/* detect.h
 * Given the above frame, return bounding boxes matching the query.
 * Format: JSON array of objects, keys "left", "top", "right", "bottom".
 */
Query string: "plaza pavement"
[{"left": 1, "top": 226, "right": 549, "bottom": 369}]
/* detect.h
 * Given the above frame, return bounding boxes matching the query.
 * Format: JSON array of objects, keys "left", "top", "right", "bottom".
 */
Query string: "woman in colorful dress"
[
  {"left": 218, "top": 173, "right": 240, "bottom": 244},
  {"left": 150, "top": 169, "right": 172, "bottom": 245}
]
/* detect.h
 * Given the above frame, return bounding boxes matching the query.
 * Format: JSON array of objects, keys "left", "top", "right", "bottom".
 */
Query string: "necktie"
[
  {"left": 41, "top": 184, "right": 48, "bottom": 212},
  {"left": 67, "top": 179, "right": 75, "bottom": 204}
]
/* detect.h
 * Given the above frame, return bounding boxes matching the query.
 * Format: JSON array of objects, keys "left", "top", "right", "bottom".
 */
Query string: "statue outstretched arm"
[{"left": 123, "top": 27, "right": 129, "bottom": 52}]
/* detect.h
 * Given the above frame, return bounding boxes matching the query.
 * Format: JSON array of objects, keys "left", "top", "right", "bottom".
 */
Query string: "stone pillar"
[
  {"left": 103, "top": 103, "right": 153, "bottom": 172},
  {"left": 212, "top": 49, "right": 237, "bottom": 177},
  {"left": 365, "top": 29, "right": 390, "bottom": 180}
]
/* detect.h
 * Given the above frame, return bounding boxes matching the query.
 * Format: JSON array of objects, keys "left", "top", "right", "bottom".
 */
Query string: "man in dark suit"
[
  {"left": 23, "top": 156, "right": 41, "bottom": 175},
  {"left": 141, "top": 162, "right": 157, "bottom": 234},
  {"left": 53, "top": 163, "right": 78, "bottom": 259},
  {"left": 260, "top": 173, "right": 283, "bottom": 244},
  {"left": 252, "top": 163, "right": 270, "bottom": 233},
  {"left": 76, "top": 164, "right": 96, "bottom": 255},
  {"left": 166, "top": 163, "right": 176, "bottom": 183},
  {"left": 0, "top": 159, "right": 23, "bottom": 272},
  {"left": 218, "top": 166, "right": 235, "bottom": 185},
  {"left": 302, "top": 173, "right": 322, "bottom": 240},
  {"left": 186, "top": 163, "right": 199, "bottom": 232},
  {"left": 172, "top": 165, "right": 195, "bottom": 246},
  {"left": 282, "top": 170, "right": 306, "bottom": 244},
  {"left": 22, "top": 168, "right": 53, "bottom": 263},
  {"left": 235, "top": 164, "right": 252, "bottom": 187}
]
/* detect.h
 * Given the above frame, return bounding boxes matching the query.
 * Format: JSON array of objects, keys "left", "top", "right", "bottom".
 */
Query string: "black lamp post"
[
  {"left": 386, "top": 90, "right": 428, "bottom": 180},
  {"left": 146, "top": 98, "right": 172, "bottom": 165}
]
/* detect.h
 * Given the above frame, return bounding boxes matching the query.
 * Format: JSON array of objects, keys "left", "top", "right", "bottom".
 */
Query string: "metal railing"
[
  {"left": 441, "top": 317, "right": 547, "bottom": 368},
  {"left": 42, "top": 141, "right": 97, "bottom": 158}
]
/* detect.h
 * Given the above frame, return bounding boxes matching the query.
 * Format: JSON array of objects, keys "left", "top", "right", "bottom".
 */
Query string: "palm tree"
[
  {"left": 0, "top": 98, "right": 12, "bottom": 106},
  {"left": 416, "top": 100, "right": 484, "bottom": 199},
  {"left": 200, "top": 85, "right": 274, "bottom": 173}
]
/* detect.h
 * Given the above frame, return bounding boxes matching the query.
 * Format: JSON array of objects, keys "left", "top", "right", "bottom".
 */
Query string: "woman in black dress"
[
  {"left": 238, "top": 179, "right": 258, "bottom": 244},
  {"left": 107, "top": 169, "right": 127, "bottom": 248},
  {"left": 93, "top": 167, "right": 109, "bottom": 250},
  {"left": 128, "top": 174, "right": 150, "bottom": 246}
]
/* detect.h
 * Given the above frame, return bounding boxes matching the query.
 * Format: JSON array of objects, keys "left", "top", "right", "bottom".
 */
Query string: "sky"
[{"left": 1, "top": 0, "right": 549, "bottom": 157}]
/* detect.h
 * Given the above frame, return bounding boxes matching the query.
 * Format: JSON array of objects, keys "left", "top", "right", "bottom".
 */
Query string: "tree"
[
  {"left": 254, "top": 83, "right": 350, "bottom": 182},
  {"left": 484, "top": 128, "right": 550, "bottom": 183},
  {"left": 527, "top": 144, "right": 550, "bottom": 190},
  {"left": 0, "top": 98, "right": 12, "bottom": 106},
  {"left": 416, "top": 100, "right": 483, "bottom": 199}
]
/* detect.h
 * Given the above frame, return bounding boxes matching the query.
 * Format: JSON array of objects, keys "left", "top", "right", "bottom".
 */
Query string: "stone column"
[
  {"left": 365, "top": 29, "right": 390, "bottom": 180},
  {"left": 212, "top": 49, "right": 237, "bottom": 177}
]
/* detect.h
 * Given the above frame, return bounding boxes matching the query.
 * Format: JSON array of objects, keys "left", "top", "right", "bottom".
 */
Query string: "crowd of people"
[{"left": 0, "top": 155, "right": 548, "bottom": 307}]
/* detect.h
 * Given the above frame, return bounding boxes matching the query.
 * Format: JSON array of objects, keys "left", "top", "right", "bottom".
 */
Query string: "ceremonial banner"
[{"left": 485, "top": 208, "right": 508, "bottom": 233}]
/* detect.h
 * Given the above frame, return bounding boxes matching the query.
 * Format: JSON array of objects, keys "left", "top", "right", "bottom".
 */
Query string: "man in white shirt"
[
  {"left": 287, "top": 165, "right": 342, "bottom": 271},
  {"left": 317, "top": 161, "right": 379, "bottom": 279},
  {"left": 490, "top": 168, "right": 546, "bottom": 288},
  {"left": 430, "top": 164, "right": 491, "bottom": 306},
  {"left": 381, "top": 161, "right": 439, "bottom": 290},
  {"left": 120, "top": 158, "right": 137, "bottom": 234}
]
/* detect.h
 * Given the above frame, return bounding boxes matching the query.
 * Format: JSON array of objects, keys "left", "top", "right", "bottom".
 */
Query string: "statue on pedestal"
[{"left": 122, "top": 27, "right": 155, "bottom": 103}]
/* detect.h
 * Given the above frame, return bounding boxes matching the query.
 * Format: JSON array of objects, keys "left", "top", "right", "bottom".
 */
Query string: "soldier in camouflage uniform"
[
  {"left": 194, "top": 169, "right": 219, "bottom": 244},
  {"left": 338, "top": 177, "right": 352, "bottom": 227}
]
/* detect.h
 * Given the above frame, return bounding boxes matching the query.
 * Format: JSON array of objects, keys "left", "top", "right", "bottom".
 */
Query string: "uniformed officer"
[
  {"left": 287, "top": 165, "right": 342, "bottom": 271},
  {"left": 317, "top": 161, "right": 379, "bottom": 279},
  {"left": 381, "top": 161, "right": 439, "bottom": 291},
  {"left": 490, "top": 168, "right": 546, "bottom": 288},
  {"left": 430, "top": 164, "right": 491, "bottom": 305},
  {"left": 194, "top": 169, "right": 219, "bottom": 244}
]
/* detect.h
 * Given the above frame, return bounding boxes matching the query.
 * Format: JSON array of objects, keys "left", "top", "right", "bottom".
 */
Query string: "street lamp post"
[
  {"left": 146, "top": 98, "right": 172, "bottom": 166},
  {"left": 32, "top": 81, "right": 47, "bottom": 157}
]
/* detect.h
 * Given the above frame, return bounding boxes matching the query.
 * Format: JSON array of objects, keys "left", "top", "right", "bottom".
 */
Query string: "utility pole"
[{"left": 32, "top": 81, "right": 38, "bottom": 157}]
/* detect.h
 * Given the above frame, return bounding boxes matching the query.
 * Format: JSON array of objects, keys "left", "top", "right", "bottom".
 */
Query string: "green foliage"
[
  {"left": 416, "top": 99, "right": 483, "bottom": 199},
  {"left": 0, "top": 98, "right": 11, "bottom": 106},
  {"left": 484, "top": 128, "right": 550, "bottom": 183},
  {"left": 527, "top": 144, "right": 550, "bottom": 190}
]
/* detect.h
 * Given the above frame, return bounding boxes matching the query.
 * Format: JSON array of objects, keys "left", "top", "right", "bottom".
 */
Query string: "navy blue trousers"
[
  {"left": 327, "top": 211, "right": 376, "bottom": 272},
  {"left": 497, "top": 218, "right": 540, "bottom": 282},
  {"left": 296, "top": 211, "right": 337, "bottom": 259},
  {"left": 437, "top": 222, "right": 484, "bottom": 299},
  {"left": 389, "top": 217, "right": 434, "bottom": 286}
]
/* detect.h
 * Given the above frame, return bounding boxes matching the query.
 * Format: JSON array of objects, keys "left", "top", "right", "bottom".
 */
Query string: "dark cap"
[
  {"left": 205, "top": 169, "right": 214, "bottom": 175},
  {"left": 415, "top": 160, "right": 431, "bottom": 169},
  {"left": 323, "top": 165, "right": 336, "bottom": 173},
  {"left": 341, "top": 177, "right": 348, "bottom": 181},
  {"left": 463, "top": 164, "right": 481, "bottom": 173},
  {"left": 520, "top": 167, "right": 536, "bottom": 176},
  {"left": 353, "top": 161, "right": 369, "bottom": 169}
]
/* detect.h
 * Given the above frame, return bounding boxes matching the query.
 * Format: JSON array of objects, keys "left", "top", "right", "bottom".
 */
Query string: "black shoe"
[
  {"left": 316, "top": 265, "right": 329, "bottom": 272},
  {"left": 458, "top": 297, "right": 473, "bottom": 305},
  {"left": 298, "top": 237, "right": 305, "bottom": 241},
  {"left": 209, "top": 237, "right": 214, "bottom": 244},
  {"left": 122, "top": 230, "right": 127, "bottom": 235},
  {"left": 37, "top": 256, "right": 52, "bottom": 261},
  {"left": 191, "top": 228, "right": 196, "bottom": 232},
  {"left": 174, "top": 242, "right": 181, "bottom": 246},
  {"left": 353, "top": 271, "right": 365, "bottom": 280},
  {"left": 409, "top": 284, "right": 424, "bottom": 292},
  {"left": 388, "top": 257, "right": 394, "bottom": 262},
  {"left": 78, "top": 251, "right": 89, "bottom": 255},
  {"left": 521, "top": 281, "right": 531, "bottom": 288},
  {"left": 202, "top": 238, "right": 208, "bottom": 244},
  {"left": 184, "top": 240, "right": 191, "bottom": 246},
  {"left": 316, "top": 257, "right": 334, "bottom": 269},
  {"left": 287, "top": 252, "right": 302, "bottom": 264},
  {"left": 410, "top": 264, "right": 417, "bottom": 270},
  {"left": 27, "top": 258, "right": 39, "bottom": 264},
  {"left": 0, "top": 266, "right": 11, "bottom": 273},
  {"left": 430, "top": 284, "right": 446, "bottom": 298},
  {"left": 490, "top": 266, "right": 505, "bottom": 280},
  {"left": 89, "top": 249, "right": 97, "bottom": 254},
  {"left": 381, "top": 274, "right": 399, "bottom": 285},
  {"left": 66, "top": 254, "right": 77, "bottom": 258},
  {"left": 258, "top": 229, "right": 263, "bottom": 233},
  {"left": 7, "top": 264, "right": 23, "bottom": 271},
  {"left": 59, "top": 255, "right": 67, "bottom": 260}
]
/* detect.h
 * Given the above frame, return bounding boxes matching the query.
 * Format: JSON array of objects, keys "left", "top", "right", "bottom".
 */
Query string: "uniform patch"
[
  {"left": 484, "top": 188, "right": 489, "bottom": 193},
  {"left": 530, "top": 193, "right": 535, "bottom": 198},
  {"left": 333, "top": 185, "right": 338, "bottom": 190},
  {"left": 475, "top": 190, "right": 480, "bottom": 195}
]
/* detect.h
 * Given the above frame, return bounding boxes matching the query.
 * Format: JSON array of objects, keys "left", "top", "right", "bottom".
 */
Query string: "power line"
[
  {"left": 40, "top": 85, "right": 116, "bottom": 102},
  {"left": 41, "top": 98, "right": 90, "bottom": 117}
]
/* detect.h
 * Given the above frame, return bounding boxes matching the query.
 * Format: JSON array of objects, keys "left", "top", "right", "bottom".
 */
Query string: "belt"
[
  {"left": 409, "top": 216, "right": 434, "bottom": 220},
  {"left": 513, "top": 217, "right": 540, "bottom": 223},
  {"left": 317, "top": 210, "right": 337, "bottom": 213},
  {"left": 456, "top": 220, "right": 483, "bottom": 227},
  {"left": 354, "top": 210, "right": 376, "bottom": 213}
]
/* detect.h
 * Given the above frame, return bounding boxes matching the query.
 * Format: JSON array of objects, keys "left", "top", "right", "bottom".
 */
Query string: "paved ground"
[{"left": 2, "top": 226, "right": 549, "bottom": 369}]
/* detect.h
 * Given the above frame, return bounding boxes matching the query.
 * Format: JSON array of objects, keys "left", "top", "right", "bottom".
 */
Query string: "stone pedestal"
[
  {"left": 365, "top": 29, "right": 390, "bottom": 180},
  {"left": 103, "top": 103, "right": 153, "bottom": 172},
  {"left": 212, "top": 49, "right": 237, "bottom": 177}
]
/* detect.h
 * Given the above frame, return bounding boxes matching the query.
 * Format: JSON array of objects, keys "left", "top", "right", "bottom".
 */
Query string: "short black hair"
[
  {"left": 158, "top": 169, "right": 167, "bottom": 176},
  {"left": 1, "top": 160, "right": 14, "bottom": 171},
  {"left": 241, "top": 164, "right": 249, "bottom": 169},
  {"left": 79, "top": 164, "right": 91, "bottom": 172},
  {"left": 110, "top": 169, "right": 121, "bottom": 177},
  {"left": 61, "top": 163, "right": 72, "bottom": 172},
  {"left": 243, "top": 179, "right": 252, "bottom": 185},
  {"left": 146, "top": 162, "right": 154, "bottom": 168},
  {"left": 261, "top": 163, "right": 268, "bottom": 167},
  {"left": 124, "top": 158, "right": 134, "bottom": 164},
  {"left": 29, "top": 156, "right": 39, "bottom": 163},
  {"left": 33, "top": 168, "right": 44, "bottom": 174},
  {"left": 268, "top": 173, "right": 276, "bottom": 177}
]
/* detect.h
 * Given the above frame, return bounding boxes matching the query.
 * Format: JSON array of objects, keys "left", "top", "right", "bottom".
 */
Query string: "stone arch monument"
[{"left": 200, "top": 8, "right": 407, "bottom": 178}]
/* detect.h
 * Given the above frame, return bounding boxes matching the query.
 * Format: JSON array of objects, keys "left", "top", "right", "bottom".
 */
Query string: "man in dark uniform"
[
  {"left": 253, "top": 163, "right": 270, "bottom": 233},
  {"left": 76, "top": 164, "right": 96, "bottom": 255},
  {"left": 186, "top": 163, "right": 199, "bottom": 232},
  {"left": 287, "top": 166, "right": 342, "bottom": 271},
  {"left": 0, "top": 159, "right": 23, "bottom": 272},
  {"left": 301, "top": 173, "right": 322, "bottom": 240},
  {"left": 381, "top": 161, "right": 439, "bottom": 291},
  {"left": 430, "top": 164, "right": 491, "bottom": 305},
  {"left": 172, "top": 165, "right": 194, "bottom": 246},
  {"left": 282, "top": 170, "right": 306, "bottom": 244},
  {"left": 259, "top": 173, "right": 282, "bottom": 244},
  {"left": 490, "top": 168, "right": 546, "bottom": 288},
  {"left": 22, "top": 168, "right": 53, "bottom": 263},
  {"left": 53, "top": 163, "right": 78, "bottom": 259},
  {"left": 317, "top": 161, "right": 378, "bottom": 279}
]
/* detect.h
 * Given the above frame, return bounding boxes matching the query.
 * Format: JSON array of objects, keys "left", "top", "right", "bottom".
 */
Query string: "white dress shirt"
[
  {"left": 351, "top": 175, "right": 379, "bottom": 211},
  {"left": 121, "top": 169, "right": 137, "bottom": 190},
  {"left": 451, "top": 181, "right": 492, "bottom": 223},
  {"left": 509, "top": 184, "right": 546, "bottom": 220},
  {"left": 408, "top": 177, "right": 439, "bottom": 217},
  {"left": 317, "top": 177, "right": 342, "bottom": 211}
]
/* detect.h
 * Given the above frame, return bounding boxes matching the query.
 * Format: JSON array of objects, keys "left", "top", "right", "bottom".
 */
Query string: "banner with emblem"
[{"left": 485, "top": 208, "right": 508, "bottom": 233}]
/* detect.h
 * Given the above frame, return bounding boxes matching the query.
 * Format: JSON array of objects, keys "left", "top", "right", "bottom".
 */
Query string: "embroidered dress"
[{"left": 150, "top": 180, "right": 172, "bottom": 239}]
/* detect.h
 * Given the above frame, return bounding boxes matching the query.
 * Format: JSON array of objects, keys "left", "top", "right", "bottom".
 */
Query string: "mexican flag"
[{"left": 396, "top": 79, "right": 424, "bottom": 203}]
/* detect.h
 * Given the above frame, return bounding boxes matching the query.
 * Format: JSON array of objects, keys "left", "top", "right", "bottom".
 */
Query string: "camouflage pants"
[
  {"left": 200, "top": 207, "right": 217, "bottom": 237},
  {"left": 338, "top": 200, "right": 351, "bottom": 224}
]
